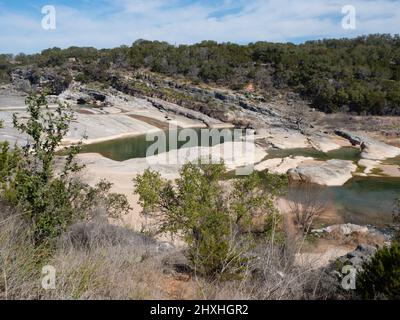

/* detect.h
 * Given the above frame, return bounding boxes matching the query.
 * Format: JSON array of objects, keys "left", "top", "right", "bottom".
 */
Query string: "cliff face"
[
  {"left": 5, "top": 63, "right": 400, "bottom": 163},
  {"left": 7, "top": 62, "right": 307, "bottom": 132},
  {"left": 10, "top": 67, "right": 71, "bottom": 95}
]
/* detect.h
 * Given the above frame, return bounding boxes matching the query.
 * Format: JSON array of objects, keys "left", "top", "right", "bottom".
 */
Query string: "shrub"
[
  {"left": 0, "top": 201, "right": 172, "bottom": 300},
  {"left": 0, "top": 93, "right": 130, "bottom": 246},
  {"left": 356, "top": 242, "right": 400, "bottom": 299},
  {"left": 289, "top": 183, "right": 328, "bottom": 234},
  {"left": 134, "top": 162, "right": 287, "bottom": 279}
]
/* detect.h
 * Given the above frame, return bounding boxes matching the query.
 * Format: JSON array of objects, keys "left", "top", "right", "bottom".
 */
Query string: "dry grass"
[
  {"left": 0, "top": 203, "right": 45, "bottom": 299},
  {"left": 0, "top": 202, "right": 335, "bottom": 300},
  {"left": 191, "top": 230, "right": 327, "bottom": 300},
  {"left": 324, "top": 229, "right": 385, "bottom": 247},
  {"left": 45, "top": 245, "right": 166, "bottom": 299},
  {"left": 0, "top": 204, "right": 180, "bottom": 300}
]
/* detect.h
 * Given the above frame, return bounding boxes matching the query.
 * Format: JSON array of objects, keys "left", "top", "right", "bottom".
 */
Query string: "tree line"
[{"left": 1, "top": 34, "right": 400, "bottom": 115}]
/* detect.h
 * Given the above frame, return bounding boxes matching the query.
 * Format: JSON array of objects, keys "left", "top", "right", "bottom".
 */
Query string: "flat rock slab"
[
  {"left": 77, "top": 141, "right": 267, "bottom": 180},
  {"left": 254, "top": 156, "right": 314, "bottom": 174},
  {"left": 0, "top": 89, "right": 28, "bottom": 109},
  {"left": 335, "top": 130, "right": 400, "bottom": 160},
  {"left": 256, "top": 128, "right": 346, "bottom": 153},
  {"left": 288, "top": 159, "right": 357, "bottom": 186},
  {"left": 262, "top": 129, "right": 310, "bottom": 149},
  {"left": 357, "top": 159, "right": 400, "bottom": 177},
  {"left": 308, "top": 135, "right": 343, "bottom": 153}
]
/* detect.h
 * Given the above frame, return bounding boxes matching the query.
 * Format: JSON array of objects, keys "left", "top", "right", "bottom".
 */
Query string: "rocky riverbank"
[{"left": 2, "top": 72, "right": 399, "bottom": 277}]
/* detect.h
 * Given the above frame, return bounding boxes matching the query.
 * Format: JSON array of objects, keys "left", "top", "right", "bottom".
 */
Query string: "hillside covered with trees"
[{"left": 1, "top": 34, "right": 400, "bottom": 116}]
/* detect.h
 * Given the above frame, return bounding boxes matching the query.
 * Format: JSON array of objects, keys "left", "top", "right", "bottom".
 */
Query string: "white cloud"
[{"left": 0, "top": 0, "right": 399, "bottom": 53}]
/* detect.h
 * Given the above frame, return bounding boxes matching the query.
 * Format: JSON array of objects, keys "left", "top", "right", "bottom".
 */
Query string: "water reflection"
[{"left": 287, "top": 177, "right": 400, "bottom": 227}]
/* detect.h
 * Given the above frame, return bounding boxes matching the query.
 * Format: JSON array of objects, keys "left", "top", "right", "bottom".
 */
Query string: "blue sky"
[{"left": 0, "top": 0, "right": 399, "bottom": 54}]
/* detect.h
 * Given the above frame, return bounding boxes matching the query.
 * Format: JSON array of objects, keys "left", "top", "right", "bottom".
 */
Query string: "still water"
[
  {"left": 79, "top": 133, "right": 399, "bottom": 226},
  {"left": 79, "top": 128, "right": 241, "bottom": 161},
  {"left": 288, "top": 177, "right": 400, "bottom": 227}
]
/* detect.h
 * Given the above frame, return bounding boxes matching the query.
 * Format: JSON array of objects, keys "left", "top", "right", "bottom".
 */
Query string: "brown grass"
[
  {"left": 0, "top": 203, "right": 340, "bottom": 300},
  {"left": 325, "top": 229, "right": 385, "bottom": 247},
  {"left": 0, "top": 205, "right": 187, "bottom": 300}
]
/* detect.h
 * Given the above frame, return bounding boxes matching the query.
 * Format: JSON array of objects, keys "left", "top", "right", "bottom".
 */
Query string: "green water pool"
[
  {"left": 287, "top": 176, "right": 400, "bottom": 227},
  {"left": 76, "top": 132, "right": 399, "bottom": 227},
  {"left": 78, "top": 128, "right": 241, "bottom": 161}
]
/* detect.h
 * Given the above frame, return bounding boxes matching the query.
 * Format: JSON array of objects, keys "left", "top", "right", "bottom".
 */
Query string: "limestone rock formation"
[
  {"left": 287, "top": 159, "right": 357, "bottom": 186},
  {"left": 335, "top": 130, "right": 400, "bottom": 160},
  {"left": 254, "top": 156, "right": 314, "bottom": 174}
]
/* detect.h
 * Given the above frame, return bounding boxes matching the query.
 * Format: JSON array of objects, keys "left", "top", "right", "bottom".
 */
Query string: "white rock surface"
[
  {"left": 254, "top": 156, "right": 314, "bottom": 174},
  {"left": 288, "top": 159, "right": 357, "bottom": 186},
  {"left": 357, "top": 159, "right": 400, "bottom": 177},
  {"left": 336, "top": 130, "right": 400, "bottom": 160},
  {"left": 77, "top": 141, "right": 267, "bottom": 180},
  {"left": 308, "top": 135, "right": 342, "bottom": 153},
  {"left": 267, "top": 131, "right": 309, "bottom": 149},
  {"left": 358, "top": 159, "right": 380, "bottom": 174},
  {"left": 0, "top": 91, "right": 208, "bottom": 146},
  {"left": 362, "top": 141, "right": 400, "bottom": 160}
]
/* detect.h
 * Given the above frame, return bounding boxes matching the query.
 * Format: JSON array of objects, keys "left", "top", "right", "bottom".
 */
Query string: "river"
[{"left": 77, "top": 130, "right": 400, "bottom": 227}]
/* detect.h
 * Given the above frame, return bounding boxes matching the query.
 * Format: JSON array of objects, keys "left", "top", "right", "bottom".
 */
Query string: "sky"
[{"left": 0, "top": 0, "right": 399, "bottom": 54}]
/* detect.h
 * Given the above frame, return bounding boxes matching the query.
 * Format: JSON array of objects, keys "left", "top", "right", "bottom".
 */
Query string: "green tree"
[
  {"left": 134, "top": 162, "right": 287, "bottom": 279},
  {"left": 356, "top": 242, "right": 400, "bottom": 299},
  {"left": 0, "top": 93, "right": 131, "bottom": 245}
]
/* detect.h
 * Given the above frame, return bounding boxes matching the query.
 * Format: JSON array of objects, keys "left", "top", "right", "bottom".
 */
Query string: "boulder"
[
  {"left": 317, "top": 244, "right": 378, "bottom": 299},
  {"left": 87, "top": 89, "right": 107, "bottom": 102},
  {"left": 11, "top": 68, "right": 37, "bottom": 92},
  {"left": 328, "top": 244, "right": 377, "bottom": 274},
  {"left": 162, "top": 251, "right": 192, "bottom": 274},
  {"left": 59, "top": 85, "right": 110, "bottom": 107},
  {"left": 288, "top": 159, "right": 357, "bottom": 186},
  {"left": 265, "top": 129, "right": 310, "bottom": 149},
  {"left": 11, "top": 68, "right": 70, "bottom": 95}
]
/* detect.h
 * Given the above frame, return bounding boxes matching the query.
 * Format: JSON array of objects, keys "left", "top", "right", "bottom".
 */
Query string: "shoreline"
[
  {"left": 59, "top": 122, "right": 236, "bottom": 149},
  {"left": 61, "top": 127, "right": 163, "bottom": 147}
]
